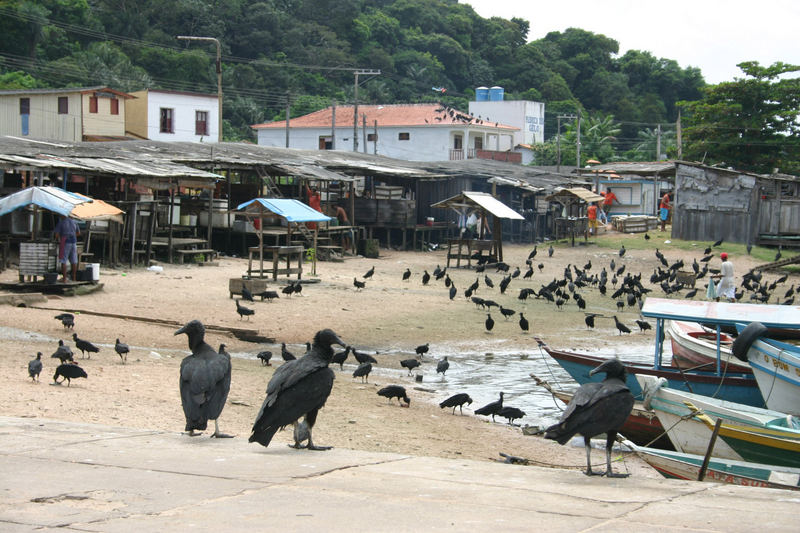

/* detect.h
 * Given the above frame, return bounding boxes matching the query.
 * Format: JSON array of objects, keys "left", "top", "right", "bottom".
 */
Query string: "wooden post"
[
  {"left": 168, "top": 185, "right": 175, "bottom": 264},
  {"left": 312, "top": 227, "right": 318, "bottom": 275},
  {"left": 698, "top": 418, "right": 723, "bottom": 481},
  {"left": 258, "top": 203, "right": 265, "bottom": 277}
]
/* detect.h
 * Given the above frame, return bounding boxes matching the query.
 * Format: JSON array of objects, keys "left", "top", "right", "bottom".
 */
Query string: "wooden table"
[
  {"left": 247, "top": 245, "right": 304, "bottom": 280},
  {"left": 150, "top": 237, "right": 216, "bottom": 264},
  {"left": 411, "top": 222, "right": 455, "bottom": 251},
  {"left": 446, "top": 238, "right": 497, "bottom": 268}
]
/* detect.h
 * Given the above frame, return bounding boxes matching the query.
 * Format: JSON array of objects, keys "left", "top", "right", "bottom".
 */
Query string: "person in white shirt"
[{"left": 713, "top": 252, "right": 735, "bottom": 301}]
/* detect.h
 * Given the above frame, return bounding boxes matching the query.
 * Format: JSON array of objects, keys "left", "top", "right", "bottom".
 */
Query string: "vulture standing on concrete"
[
  {"left": 250, "top": 328, "right": 345, "bottom": 450},
  {"left": 28, "top": 352, "right": 42, "bottom": 382},
  {"left": 175, "top": 320, "right": 233, "bottom": 438},
  {"left": 544, "top": 358, "right": 634, "bottom": 477}
]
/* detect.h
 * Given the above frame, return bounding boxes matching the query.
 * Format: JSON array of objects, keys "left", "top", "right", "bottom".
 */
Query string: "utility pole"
[
  {"left": 556, "top": 113, "right": 577, "bottom": 173},
  {"left": 285, "top": 92, "right": 291, "bottom": 148},
  {"left": 656, "top": 123, "right": 662, "bottom": 160},
  {"left": 576, "top": 110, "right": 582, "bottom": 169},
  {"left": 331, "top": 101, "right": 336, "bottom": 150},
  {"left": 362, "top": 114, "right": 367, "bottom": 154},
  {"left": 676, "top": 109, "right": 682, "bottom": 160},
  {"left": 352, "top": 69, "right": 380, "bottom": 152}
]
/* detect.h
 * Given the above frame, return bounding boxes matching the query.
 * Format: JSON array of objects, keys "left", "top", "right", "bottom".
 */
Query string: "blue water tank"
[
  {"left": 489, "top": 86, "right": 504, "bottom": 101},
  {"left": 475, "top": 86, "right": 489, "bottom": 101}
]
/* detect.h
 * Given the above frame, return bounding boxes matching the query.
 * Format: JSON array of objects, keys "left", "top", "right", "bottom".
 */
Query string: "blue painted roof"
[
  {"left": 236, "top": 198, "right": 331, "bottom": 223},
  {"left": 641, "top": 297, "right": 800, "bottom": 329}
]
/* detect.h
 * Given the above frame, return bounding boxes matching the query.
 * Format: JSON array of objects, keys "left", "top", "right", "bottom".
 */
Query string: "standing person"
[
  {"left": 601, "top": 189, "right": 619, "bottom": 223},
  {"left": 712, "top": 252, "right": 736, "bottom": 302},
  {"left": 305, "top": 183, "right": 322, "bottom": 229},
  {"left": 465, "top": 210, "right": 478, "bottom": 239},
  {"left": 586, "top": 202, "right": 600, "bottom": 236},
  {"left": 54, "top": 214, "right": 80, "bottom": 283},
  {"left": 331, "top": 204, "right": 353, "bottom": 252},
  {"left": 659, "top": 191, "right": 671, "bottom": 232}
]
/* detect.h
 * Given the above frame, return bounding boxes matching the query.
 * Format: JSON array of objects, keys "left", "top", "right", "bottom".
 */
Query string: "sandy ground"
[{"left": 0, "top": 229, "right": 773, "bottom": 477}]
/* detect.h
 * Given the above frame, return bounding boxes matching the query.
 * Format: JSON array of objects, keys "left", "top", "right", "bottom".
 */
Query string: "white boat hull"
[{"left": 747, "top": 337, "right": 800, "bottom": 416}]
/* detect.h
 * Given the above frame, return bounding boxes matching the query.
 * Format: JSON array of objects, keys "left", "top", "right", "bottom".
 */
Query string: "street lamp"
[{"left": 177, "top": 35, "right": 222, "bottom": 143}]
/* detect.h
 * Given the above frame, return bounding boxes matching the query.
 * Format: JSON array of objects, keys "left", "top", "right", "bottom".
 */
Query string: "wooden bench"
[
  {"left": 248, "top": 245, "right": 303, "bottom": 280},
  {"left": 175, "top": 248, "right": 217, "bottom": 264}
]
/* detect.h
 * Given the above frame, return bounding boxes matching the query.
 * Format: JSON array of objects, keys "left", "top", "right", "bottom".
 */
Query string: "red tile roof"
[{"left": 252, "top": 103, "right": 516, "bottom": 131}]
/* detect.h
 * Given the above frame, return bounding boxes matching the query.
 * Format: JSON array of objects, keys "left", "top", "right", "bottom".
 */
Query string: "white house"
[
  {"left": 126, "top": 89, "right": 219, "bottom": 142},
  {"left": 0, "top": 86, "right": 132, "bottom": 142},
  {"left": 251, "top": 103, "right": 519, "bottom": 162},
  {"left": 469, "top": 87, "right": 545, "bottom": 165}
]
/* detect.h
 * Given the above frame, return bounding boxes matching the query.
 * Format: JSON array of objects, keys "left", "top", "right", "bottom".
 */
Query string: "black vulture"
[
  {"left": 544, "top": 358, "right": 634, "bottom": 477},
  {"left": 485, "top": 313, "right": 494, "bottom": 332},
  {"left": 548, "top": 245, "right": 554, "bottom": 257},
  {"left": 484, "top": 275, "right": 494, "bottom": 288},
  {"left": 281, "top": 284, "right": 296, "bottom": 297},
  {"left": 377, "top": 385, "right": 410, "bottom": 407},
  {"left": 499, "top": 306, "right": 515, "bottom": 319},
  {"left": 72, "top": 333, "right": 99, "bottom": 359},
  {"left": 250, "top": 329, "right": 345, "bottom": 450},
  {"left": 353, "top": 277, "right": 366, "bottom": 290},
  {"left": 241, "top": 283, "right": 254, "bottom": 302},
  {"left": 28, "top": 352, "right": 42, "bottom": 382},
  {"left": 415, "top": 343, "right": 429, "bottom": 356},
  {"left": 175, "top": 320, "right": 232, "bottom": 438},
  {"left": 439, "top": 393, "right": 472, "bottom": 415},
  {"left": 331, "top": 346, "right": 350, "bottom": 370},
  {"left": 53, "top": 363, "right": 87, "bottom": 386},
  {"left": 54, "top": 313, "right": 74, "bottom": 330},
  {"left": 619, "top": 245, "right": 626, "bottom": 257},
  {"left": 402, "top": 268, "right": 411, "bottom": 281},
  {"left": 114, "top": 338, "right": 129, "bottom": 364},
  {"left": 236, "top": 299, "right": 255, "bottom": 320},
  {"left": 436, "top": 356, "right": 449, "bottom": 376},
  {"left": 261, "top": 290, "right": 280, "bottom": 302},
  {"left": 613, "top": 315, "right": 631, "bottom": 335},
  {"left": 635, "top": 319, "right": 652, "bottom": 332},
  {"left": 400, "top": 358, "right": 420, "bottom": 375},
  {"left": 281, "top": 343, "right": 296, "bottom": 361},
  {"left": 528, "top": 245, "right": 537, "bottom": 260},
  {"left": 352, "top": 362, "right": 372, "bottom": 383},
  {"left": 511, "top": 266, "right": 521, "bottom": 279},
  {"left": 421, "top": 270, "right": 431, "bottom": 285},
  {"left": 363, "top": 266, "right": 375, "bottom": 279},
  {"left": 51, "top": 340, "right": 73, "bottom": 363},
  {"left": 712, "top": 238, "right": 723, "bottom": 247},
  {"left": 474, "top": 392, "right": 504, "bottom": 421},
  {"left": 449, "top": 284, "right": 457, "bottom": 300},
  {"left": 519, "top": 313, "right": 529, "bottom": 332},
  {"left": 497, "top": 406, "right": 525, "bottom": 425},
  {"left": 257, "top": 350, "right": 272, "bottom": 366},
  {"left": 291, "top": 280, "right": 303, "bottom": 296},
  {"left": 353, "top": 348, "right": 377, "bottom": 364},
  {"left": 585, "top": 314, "right": 597, "bottom": 329}
]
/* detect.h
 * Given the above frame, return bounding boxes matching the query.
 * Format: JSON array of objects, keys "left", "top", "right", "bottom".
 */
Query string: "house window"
[
  {"left": 195, "top": 110, "right": 208, "bottom": 136},
  {"left": 367, "top": 133, "right": 377, "bottom": 142},
  {"left": 89, "top": 96, "right": 98, "bottom": 113},
  {"left": 474, "top": 137, "right": 483, "bottom": 150},
  {"left": 453, "top": 135, "right": 463, "bottom": 149},
  {"left": 318, "top": 136, "right": 332, "bottom": 150},
  {"left": 110, "top": 98, "right": 119, "bottom": 115},
  {"left": 58, "top": 96, "right": 68, "bottom": 114},
  {"left": 19, "top": 98, "right": 29, "bottom": 135},
  {"left": 160, "top": 108, "right": 174, "bottom": 133},
  {"left": 398, "top": 132, "right": 410, "bottom": 141}
]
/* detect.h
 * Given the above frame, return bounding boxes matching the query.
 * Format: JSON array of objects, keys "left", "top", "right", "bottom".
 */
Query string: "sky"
[{"left": 462, "top": 0, "right": 800, "bottom": 84}]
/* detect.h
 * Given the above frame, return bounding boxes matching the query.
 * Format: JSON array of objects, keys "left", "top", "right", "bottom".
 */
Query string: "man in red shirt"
[
  {"left": 305, "top": 184, "right": 322, "bottom": 229},
  {"left": 587, "top": 202, "right": 599, "bottom": 236},
  {"left": 601, "top": 189, "right": 619, "bottom": 222},
  {"left": 659, "top": 191, "right": 671, "bottom": 231}
]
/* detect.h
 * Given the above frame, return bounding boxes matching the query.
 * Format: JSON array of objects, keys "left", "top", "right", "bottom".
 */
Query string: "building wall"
[
  {"left": 140, "top": 91, "right": 219, "bottom": 142},
  {"left": 81, "top": 92, "right": 126, "bottom": 137},
  {"left": 0, "top": 93, "right": 82, "bottom": 141},
  {"left": 256, "top": 125, "right": 513, "bottom": 161},
  {"left": 468, "top": 100, "right": 546, "bottom": 146},
  {"left": 125, "top": 90, "right": 149, "bottom": 139}
]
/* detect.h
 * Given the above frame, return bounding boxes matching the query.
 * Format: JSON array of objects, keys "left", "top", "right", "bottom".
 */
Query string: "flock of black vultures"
[{"left": 25, "top": 236, "right": 791, "bottom": 476}]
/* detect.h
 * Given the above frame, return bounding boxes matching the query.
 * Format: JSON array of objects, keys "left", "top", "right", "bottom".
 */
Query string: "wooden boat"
[
  {"left": 635, "top": 375, "right": 797, "bottom": 460},
  {"left": 693, "top": 410, "right": 800, "bottom": 468},
  {"left": 667, "top": 320, "right": 751, "bottom": 374},
  {"left": 531, "top": 373, "right": 672, "bottom": 449},
  {"left": 624, "top": 440, "right": 800, "bottom": 491},
  {"left": 544, "top": 345, "right": 764, "bottom": 407},
  {"left": 733, "top": 328, "right": 800, "bottom": 417}
]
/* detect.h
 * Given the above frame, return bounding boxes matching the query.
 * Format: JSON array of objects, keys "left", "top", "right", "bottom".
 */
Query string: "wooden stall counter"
[{"left": 247, "top": 245, "right": 304, "bottom": 280}]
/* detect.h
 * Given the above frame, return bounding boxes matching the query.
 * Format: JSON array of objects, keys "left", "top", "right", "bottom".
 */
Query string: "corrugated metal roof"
[
  {"left": 545, "top": 187, "right": 604, "bottom": 203},
  {"left": 431, "top": 191, "right": 524, "bottom": 220},
  {"left": 236, "top": 198, "right": 331, "bottom": 223}
]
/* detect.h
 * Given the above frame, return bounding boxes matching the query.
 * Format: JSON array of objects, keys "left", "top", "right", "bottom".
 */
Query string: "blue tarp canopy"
[
  {"left": 236, "top": 198, "right": 331, "bottom": 223},
  {"left": 0, "top": 186, "right": 123, "bottom": 222}
]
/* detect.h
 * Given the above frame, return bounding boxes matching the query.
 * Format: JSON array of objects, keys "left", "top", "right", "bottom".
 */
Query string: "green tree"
[{"left": 681, "top": 61, "right": 800, "bottom": 174}]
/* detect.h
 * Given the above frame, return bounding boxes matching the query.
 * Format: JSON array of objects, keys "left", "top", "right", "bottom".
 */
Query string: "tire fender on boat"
[{"left": 731, "top": 322, "right": 769, "bottom": 362}]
